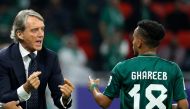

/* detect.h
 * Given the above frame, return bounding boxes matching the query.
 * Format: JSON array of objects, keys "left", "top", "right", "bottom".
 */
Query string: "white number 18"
[{"left": 128, "top": 84, "right": 167, "bottom": 109}]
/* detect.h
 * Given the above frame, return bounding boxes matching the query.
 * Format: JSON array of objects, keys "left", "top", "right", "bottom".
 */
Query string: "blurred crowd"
[
  {"left": 0, "top": 0, "right": 190, "bottom": 108},
  {"left": 0, "top": 0, "right": 190, "bottom": 74}
]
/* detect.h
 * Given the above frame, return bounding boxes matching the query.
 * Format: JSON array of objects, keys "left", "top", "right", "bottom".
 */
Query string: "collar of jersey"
[{"left": 138, "top": 54, "right": 157, "bottom": 57}]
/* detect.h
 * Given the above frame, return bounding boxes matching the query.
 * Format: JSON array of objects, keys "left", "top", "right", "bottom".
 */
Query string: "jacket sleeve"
[
  {"left": 0, "top": 61, "right": 19, "bottom": 102},
  {"left": 48, "top": 55, "right": 72, "bottom": 109}
]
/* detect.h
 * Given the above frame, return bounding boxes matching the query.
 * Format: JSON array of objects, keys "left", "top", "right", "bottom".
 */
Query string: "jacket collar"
[{"left": 10, "top": 43, "right": 26, "bottom": 85}]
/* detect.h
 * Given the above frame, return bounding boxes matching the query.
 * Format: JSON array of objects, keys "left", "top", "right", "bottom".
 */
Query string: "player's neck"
[
  {"left": 140, "top": 51, "right": 156, "bottom": 56},
  {"left": 138, "top": 47, "right": 157, "bottom": 55}
]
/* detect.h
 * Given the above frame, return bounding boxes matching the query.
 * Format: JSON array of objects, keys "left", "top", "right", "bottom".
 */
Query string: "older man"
[{"left": 0, "top": 9, "right": 74, "bottom": 109}]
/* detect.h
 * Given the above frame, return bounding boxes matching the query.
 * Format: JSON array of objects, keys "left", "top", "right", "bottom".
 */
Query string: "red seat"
[
  {"left": 164, "top": 3, "right": 175, "bottom": 15},
  {"left": 160, "top": 30, "right": 173, "bottom": 46},
  {"left": 80, "top": 44, "right": 95, "bottom": 60},
  {"left": 177, "top": 30, "right": 190, "bottom": 49},
  {"left": 74, "top": 29, "right": 95, "bottom": 60},
  {"left": 74, "top": 29, "right": 92, "bottom": 45},
  {"left": 119, "top": 2, "right": 133, "bottom": 19},
  {"left": 150, "top": 2, "right": 166, "bottom": 19},
  {"left": 150, "top": 2, "right": 174, "bottom": 20},
  {"left": 178, "top": 3, "right": 190, "bottom": 18}
]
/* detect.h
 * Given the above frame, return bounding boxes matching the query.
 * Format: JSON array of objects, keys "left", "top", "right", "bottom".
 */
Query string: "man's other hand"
[
  {"left": 59, "top": 79, "right": 74, "bottom": 100},
  {"left": 23, "top": 71, "right": 41, "bottom": 93},
  {"left": 3, "top": 101, "right": 22, "bottom": 109}
]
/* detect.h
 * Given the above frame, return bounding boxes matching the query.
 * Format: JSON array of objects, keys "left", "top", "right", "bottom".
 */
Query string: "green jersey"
[{"left": 103, "top": 54, "right": 187, "bottom": 109}]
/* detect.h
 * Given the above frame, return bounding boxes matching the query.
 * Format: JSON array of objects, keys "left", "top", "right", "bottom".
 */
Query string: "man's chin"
[{"left": 35, "top": 46, "right": 42, "bottom": 51}]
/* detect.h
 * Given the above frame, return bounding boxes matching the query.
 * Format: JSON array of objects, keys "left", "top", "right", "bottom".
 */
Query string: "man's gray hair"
[{"left": 10, "top": 9, "right": 44, "bottom": 42}]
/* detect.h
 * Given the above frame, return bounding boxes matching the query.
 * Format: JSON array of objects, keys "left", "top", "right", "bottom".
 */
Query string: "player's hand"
[
  {"left": 23, "top": 71, "right": 41, "bottom": 93},
  {"left": 59, "top": 79, "right": 74, "bottom": 100},
  {"left": 88, "top": 76, "right": 100, "bottom": 92},
  {"left": 3, "top": 101, "right": 22, "bottom": 109}
]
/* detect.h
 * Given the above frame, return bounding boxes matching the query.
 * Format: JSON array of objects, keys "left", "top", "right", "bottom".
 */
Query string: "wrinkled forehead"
[
  {"left": 25, "top": 16, "right": 44, "bottom": 28},
  {"left": 26, "top": 15, "right": 44, "bottom": 23}
]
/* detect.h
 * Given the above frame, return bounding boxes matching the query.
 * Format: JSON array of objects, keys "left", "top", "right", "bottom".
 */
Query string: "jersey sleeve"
[
  {"left": 103, "top": 62, "right": 122, "bottom": 100},
  {"left": 173, "top": 64, "right": 187, "bottom": 101}
]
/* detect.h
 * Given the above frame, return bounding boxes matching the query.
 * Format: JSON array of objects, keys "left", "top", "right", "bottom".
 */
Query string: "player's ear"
[
  {"left": 16, "top": 30, "right": 24, "bottom": 40},
  {"left": 136, "top": 38, "right": 142, "bottom": 48}
]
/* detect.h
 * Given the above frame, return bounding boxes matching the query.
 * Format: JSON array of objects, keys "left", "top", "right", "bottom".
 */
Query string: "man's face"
[
  {"left": 132, "top": 27, "right": 140, "bottom": 55},
  {"left": 19, "top": 16, "right": 44, "bottom": 52}
]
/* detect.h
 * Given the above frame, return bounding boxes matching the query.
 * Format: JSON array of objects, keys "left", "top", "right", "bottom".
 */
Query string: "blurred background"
[{"left": 0, "top": 0, "right": 190, "bottom": 108}]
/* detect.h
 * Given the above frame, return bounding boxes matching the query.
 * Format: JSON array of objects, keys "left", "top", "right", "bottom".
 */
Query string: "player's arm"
[
  {"left": 172, "top": 65, "right": 189, "bottom": 109},
  {"left": 176, "top": 99, "right": 189, "bottom": 109},
  {"left": 88, "top": 76, "right": 112, "bottom": 109},
  {"left": 172, "top": 99, "right": 189, "bottom": 109}
]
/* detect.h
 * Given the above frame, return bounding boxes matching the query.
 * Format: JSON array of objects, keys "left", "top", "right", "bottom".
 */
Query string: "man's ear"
[
  {"left": 16, "top": 30, "right": 24, "bottom": 40},
  {"left": 137, "top": 38, "right": 142, "bottom": 48}
]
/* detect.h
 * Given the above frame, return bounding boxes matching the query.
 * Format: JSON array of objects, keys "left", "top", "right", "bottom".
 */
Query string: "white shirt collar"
[{"left": 19, "top": 43, "right": 37, "bottom": 58}]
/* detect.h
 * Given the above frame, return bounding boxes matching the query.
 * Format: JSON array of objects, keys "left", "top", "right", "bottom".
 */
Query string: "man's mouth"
[{"left": 36, "top": 40, "right": 42, "bottom": 45}]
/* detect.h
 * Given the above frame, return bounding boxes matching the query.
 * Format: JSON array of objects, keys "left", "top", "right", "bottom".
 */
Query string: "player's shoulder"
[
  {"left": 119, "top": 56, "right": 140, "bottom": 65},
  {"left": 113, "top": 57, "right": 137, "bottom": 69},
  {"left": 157, "top": 57, "right": 179, "bottom": 68},
  {"left": 122, "top": 56, "right": 179, "bottom": 69}
]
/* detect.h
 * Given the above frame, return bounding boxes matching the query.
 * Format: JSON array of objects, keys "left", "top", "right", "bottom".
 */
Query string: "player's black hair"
[{"left": 137, "top": 19, "right": 165, "bottom": 48}]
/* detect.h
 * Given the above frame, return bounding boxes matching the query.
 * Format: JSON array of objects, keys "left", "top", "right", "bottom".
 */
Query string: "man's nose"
[{"left": 37, "top": 29, "right": 44, "bottom": 37}]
